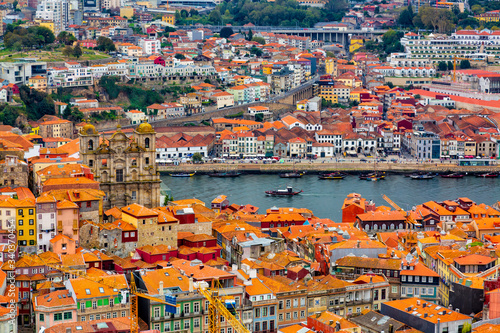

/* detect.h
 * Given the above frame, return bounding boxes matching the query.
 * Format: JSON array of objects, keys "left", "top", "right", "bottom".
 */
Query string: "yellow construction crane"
[
  {"left": 40, "top": 260, "right": 178, "bottom": 333},
  {"left": 382, "top": 194, "right": 421, "bottom": 230},
  {"left": 197, "top": 279, "right": 250, "bottom": 333},
  {"left": 452, "top": 56, "right": 472, "bottom": 82}
]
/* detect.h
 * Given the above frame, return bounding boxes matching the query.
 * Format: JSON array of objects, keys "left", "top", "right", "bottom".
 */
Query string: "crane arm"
[
  {"left": 198, "top": 286, "right": 250, "bottom": 333},
  {"left": 382, "top": 194, "right": 403, "bottom": 212}
]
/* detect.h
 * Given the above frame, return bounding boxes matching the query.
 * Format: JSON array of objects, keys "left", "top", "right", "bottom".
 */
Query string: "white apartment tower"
[{"left": 36, "top": 0, "right": 69, "bottom": 35}]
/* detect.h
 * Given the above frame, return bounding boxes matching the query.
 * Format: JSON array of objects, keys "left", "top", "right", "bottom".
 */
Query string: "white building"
[
  {"left": 138, "top": 39, "right": 161, "bottom": 55},
  {"left": 36, "top": 0, "right": 69, "bottom": 35},
  {"left": 36, "top": 196, "right": 57, "bottom": 253},
  {"left": 125, "top": 110, "right": 146, "bottom": 124},
  {"left": 312, "top": 142, "right": 335, "bottom": 157},
  {"left": 47, "top": 62, "right": 93, "bottom": 88}
]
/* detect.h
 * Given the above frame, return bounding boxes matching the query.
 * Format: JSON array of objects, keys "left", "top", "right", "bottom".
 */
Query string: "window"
[
  {"left": 407, "top": 287, "right": 413, "bottom": 294},
  {"left": 29, "top": 219, "right": 34, "bottom": 225},
  {"left": 175, "top": 322, "right": 180, "bottom": 330},
  {"left": 414, "top": 288, "right": 420, "bottom": 296},
  {"left": 121, "top": 311, "right": 126, "bottom": 317},
  {"left": 184, "top": 303, "right": 190, "bottom": 314},
  {"left": 392, "top": 286, "right": 397, "bottom": 294},
  {"left": 269, "top": 306, "right": 275, "bottom": 316},
  {"left": 81, "top": 316, "right": 86, "bottom": 321},
  {"left": 255, "top": 308, "right": 260, "bottom": 318},
  {"left": 145, "top": 157, "right": 150, "bottom": 165},
  {"left": 402, "top": 275, "right": 406, "bottom": 282},
  {"left": 293, "top": 312, "right": 298, "bottom": 319},
  {"left": 279, "top": 301, "right": 283, "bottom": 310},
  {"left": 116, "top": 169, "right": 123, "bottom": 182},
  {"left": 286, "top": 300, "right": 291, "bottom": 308},
  {"left": 422, "top": 276, "right": 427, "bottom": 283},
  {"left": 255, "top": 323, "right": 260, "bottom": 332},
  {"left": 145, "top": 138, "right": 150, "bottom": 148},
  {"left": 64, "top": 312, "right": 72, "bottom": 320},
  {"left": 300, "top": 311, "right": 305, "bottom": 318},
  {"left": 401, "top": 287, "right": 406, "bottom": 295},
  {"left": 29, "top": 209, "right": 33, "bottom": 215},
  {"left": 286, "top": 313, "right": 291, "bottom": 320},
  {"left": 39, "top": 314, "right": 44, "bottom": 321},
  {"left": 293, "top": 299, "right": 298, "bottom": 307},
  {"left": 18, "top": 220, "right": 23, "bottom": 226},
  {"left": 428, "top": 288, "right": 434, "bottom": 294},
  {"left": 194, "top": 302, "right": 200, "bottom": 313},
  {"left": 89, "top": 315, "right": 94, "bottom": 321},
  {"left": 194, "top": 318, "right": 200, "bottom": 328},
  {"left": 415, "top": 276, "right": 420, "bottom": 282},
  {"left": 184, "top": 321, "right": 190, "bottom": 329},
  {"left": 154, "top": 307, "right": 160, "bottom": 318},
  {"left": 54, "top": 313, "right": 63, "bottom": 321}
]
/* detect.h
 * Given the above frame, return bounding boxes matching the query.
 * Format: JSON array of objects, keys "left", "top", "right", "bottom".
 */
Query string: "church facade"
[{"left": 79, "top": 123, "right": 161, "bottom": 210}]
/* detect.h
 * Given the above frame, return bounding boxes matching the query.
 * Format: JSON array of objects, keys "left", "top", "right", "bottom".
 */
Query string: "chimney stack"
[{"left": 159, "top": 281, "right": 164, "bottom": 295}]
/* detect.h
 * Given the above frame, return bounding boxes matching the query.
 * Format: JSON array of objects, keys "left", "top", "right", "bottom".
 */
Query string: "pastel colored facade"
[{"left": 34, "top": 290, "right": 77, "bottom": 333}]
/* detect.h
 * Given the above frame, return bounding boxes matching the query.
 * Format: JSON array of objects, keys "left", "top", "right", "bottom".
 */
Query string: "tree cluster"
[
  {"left": 4, "top": 26, "right": 55, "bottom": 50},
  {"left": 18, "top": 85, "right": 55, "bottom": 120},
  {"left": 62, "top": 43, "right": 83, "bottom": 59},
  {"left": 96, "top": 36, "right": 116, "bottom": 52},
  {"left": 57, "top": 31, "right": 77, "bottom": 45},
  {"left": 99, "top": 76, "right": 164, "bottom": 110},
  {"left": 212, "top": 0, "right": 347, "bottom": 27},
  {"left": 399, "top": 5, "right": 455, "bottom": 33}
]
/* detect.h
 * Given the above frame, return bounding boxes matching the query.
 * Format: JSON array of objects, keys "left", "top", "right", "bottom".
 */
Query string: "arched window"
[
  {"left": 145, "top": 138, "right": 150, "bottom": 148},
  {"left": 88, "top": 139, "right": 94, "bottom": 151}
]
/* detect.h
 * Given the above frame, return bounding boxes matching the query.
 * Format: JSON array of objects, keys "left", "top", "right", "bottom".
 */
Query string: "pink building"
[
  {"left": 57, "top": 200, "right": 80, "bottom": 245},
  {"left": 33, "top": 290, "right": 77, "bottom": 333}
]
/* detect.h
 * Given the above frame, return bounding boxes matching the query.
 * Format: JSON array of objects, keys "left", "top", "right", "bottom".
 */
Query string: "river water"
[{"left": 161, "top": 174, "right": 500, "bottom": 222}]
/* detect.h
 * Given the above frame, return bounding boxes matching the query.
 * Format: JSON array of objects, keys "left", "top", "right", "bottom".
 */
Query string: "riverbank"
[{"left": 158, "top": 161, "right": 500, "bottom": 174}]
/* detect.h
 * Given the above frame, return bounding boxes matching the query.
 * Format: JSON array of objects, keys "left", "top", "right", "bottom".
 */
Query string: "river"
[{"left": 161, "top": 174, "right": 500, "bottom": 221}]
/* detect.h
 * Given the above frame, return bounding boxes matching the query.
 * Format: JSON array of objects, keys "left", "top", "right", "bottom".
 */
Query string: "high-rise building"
[{"left": 35, "top": 0, "right": 69, "bottom": 35}]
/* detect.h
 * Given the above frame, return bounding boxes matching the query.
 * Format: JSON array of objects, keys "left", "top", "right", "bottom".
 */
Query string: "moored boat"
[
  {"left": 410, "top": 173, "right": 436, "bottom": 180},
  {"left": 359, "top": 172, "right": 386, "bottom": 180},
  {"left": 319, "top": 172, "right": 345, "bottom": 180},
  {"left": 208, "top": 171, "right": 241, "bottom": 177},
  {"left": 265, "top": 186, "right": 303, "bottom": 196},
  {"left": 476, "top": 172, "right": 499, "bottom": 178},
  {"left": 441, "top": 172, "right": 465, "bottom": 178},
  {"left": 170, "top": 171, "right": 196, "bottom": 177},
  {"left": 279, "top": 172, "right": 305, "bottom": 178}
]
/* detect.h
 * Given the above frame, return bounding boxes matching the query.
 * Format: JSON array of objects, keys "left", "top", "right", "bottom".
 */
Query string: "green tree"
[
  {"left": 163, "top": 194, "right": 174, "bottom": 206},
  {"left": 96, "top": 36, "right": 116, "bottom": 52},
  {"left": 460, "top": 59, "right": 471, "bottom": 69},
  {"left": 72, "top": 43, "right": 82, "bottom": 59},
  {"left": 250, "top": 46, "right": 263, "bottom": 56},
  {"left": 62, "top": 45, "right": 73, "bottom": 57},
  {"left": 174, "top": 53, "right": 185, "bottom": 59},
  {"left": 220, "top": 27, "right": 234, "bottom": 38},
  {"left": 192, "top": 152, "right": 203, "bottom": 162},
  {"left": 325, "top": 0, "right": 348, "bottom": 14},
  {"left": 447, "top": 61, "right": 454, "bottom": 70},
  {"left": 461, "top": 323, "right": 471, "bottom": 333},
  {"left": 398, "top": 6, "right": 414, "bottom": 27},
  {"left": 438, "top": 61, "right": 448, "bottom": 71},
  {"left": 247, "top": 29, "right": 253, "bottom": 41},
  {"left": 209, "top": 9, "right": 222, "bottom": 25},
  {"left": 471, "top": 4, "right": 484, "bottom": 15},
  {"left": 252, "top": 36, "right": 266, "bottom": 45},
  {"left": 57, "top": 31, "right": 76, "bottom": 45}
]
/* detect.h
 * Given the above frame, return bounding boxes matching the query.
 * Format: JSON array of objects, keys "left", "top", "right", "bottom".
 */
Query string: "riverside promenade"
[{"left": 158, "top": 160, "right": 500, "bottom": 174}]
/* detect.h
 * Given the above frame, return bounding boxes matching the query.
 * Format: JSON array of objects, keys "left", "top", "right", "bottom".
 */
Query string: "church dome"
[
  {"left": 136, "top": 122, "right": 154, "bottom": 134},
  {"left": 80, "top": 124, "right": 97, "bottom": 135}
]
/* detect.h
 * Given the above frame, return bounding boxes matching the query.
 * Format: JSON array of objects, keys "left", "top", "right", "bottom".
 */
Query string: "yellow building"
[
  {"left": 162, "top": 14, "right": 176, "bottom": 25},
  {"left": 325, "top": 58, "right": 337, "bottom": 76},
  {"left": 15, "top": 198, "right": 36, "bottom": 248},
  {"left": 35, "top": 19, "right": 55, "bottom": 33},
  {"left": 136, "top": 1, "right": 152, "bottom": 7},
  {"left": 349, "top": 36, "right": 364, "bottom": 53},
  {"left": 476, "top": 11, "right": 500, "bottom": 22},
  {"left": 318, "top": 86, "right": 338, "bottom": 104},
  {"left": 120, "top": 7, "right": 134, "bottom": 19},
  {"left": 28, "top": 75, "right": 47, "bottom": 92}
]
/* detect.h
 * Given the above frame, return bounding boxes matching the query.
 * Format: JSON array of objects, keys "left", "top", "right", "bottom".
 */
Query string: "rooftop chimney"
[{"left": 159, "top": 281, "right": 164, "bottom": 295}]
